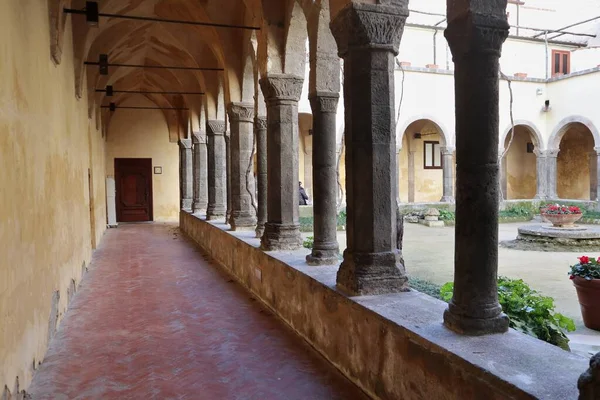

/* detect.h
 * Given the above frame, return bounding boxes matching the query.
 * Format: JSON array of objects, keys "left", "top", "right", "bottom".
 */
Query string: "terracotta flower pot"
[
  {"left": 542, "top": 213, "right": 582, "bottom": 227},
  {"left": 573, "top": 277, "right": 600, "bottom": 331}
]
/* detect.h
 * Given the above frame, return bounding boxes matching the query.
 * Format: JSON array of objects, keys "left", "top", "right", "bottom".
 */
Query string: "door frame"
[{"left": 114, "top": 158, "right": 154, "bottom": 222}]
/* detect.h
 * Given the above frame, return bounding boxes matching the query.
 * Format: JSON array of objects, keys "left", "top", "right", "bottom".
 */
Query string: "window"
[
  {"left": 424, "top": 141, "right": 442, "bottom": 169},
  {"left": 552, "top": 50, "right": 570, "bottom": 76}
]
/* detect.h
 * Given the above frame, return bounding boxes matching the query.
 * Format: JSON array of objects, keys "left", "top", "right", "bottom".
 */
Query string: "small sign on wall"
[{"left": 154, "top": 166, "right": 162, "bottom": 175}]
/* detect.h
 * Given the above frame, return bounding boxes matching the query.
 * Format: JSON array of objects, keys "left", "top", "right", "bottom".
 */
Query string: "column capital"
[
  {"left": 594, "top": 146, "right": 600, "bottom": 155},
  {"left": 330, "top": 2, "right": 409, "bottom": 58},
  {"left": 178, "top": 138, "right": 192, "bottom": 149},
  {"left": 191, "top": 130, "right": 206, "bottom": 144},
  {"left": 207, "top": 120, "right": 226, "bottom": 136},
  {"left": 445, "top": 13, "right": 509, "bottom": 59},
  {"left": 309, "top": 92, "right": 340, "bottom": 114},
  {"left": 227, "top": 102, "right": 255, "bottom": 123},
  {"left": 254, "top": 116, "right": 267, "bottom": 130},
  {"left": 440, "top": 146, "right": 455, "bottom": 155},
  {"left": 259, "top": 74, "right": 304, "bottom": 104}
]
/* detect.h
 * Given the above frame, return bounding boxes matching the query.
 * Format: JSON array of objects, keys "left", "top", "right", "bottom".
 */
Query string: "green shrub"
[
  {"left": 440, "top": 277, "right": 575, "bottom": 350},
  {"left": 337, "top": 210, "right": 347, "bottom": 227},
  {"left": 409, "top": 277, "right": 442, "bottom": 299},
  {"left": 299, "top": 216, "right": 314, "bottom": 232},
  {"left": 437, "top": 209, "right": 455, "bottom": 221},
  {"left": 303, "top": 236, "right": 314, "bottom": 249},
  {"left": 498, "top": 205, "right": 534, "bottom": 219}
]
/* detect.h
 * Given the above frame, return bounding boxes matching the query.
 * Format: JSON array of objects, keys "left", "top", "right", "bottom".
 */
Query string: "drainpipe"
[
  {"left": 545, "top": 31, "right": 549, "bottom": 79},
  {"left": 432, "top": 18, "right": 447, "bottom": 66}
]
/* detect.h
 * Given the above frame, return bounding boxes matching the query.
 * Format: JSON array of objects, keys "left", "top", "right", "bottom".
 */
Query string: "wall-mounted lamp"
[
  {"left": 105, "top": 85, "right": 113, "bottom": 97},
  {"left": 99, "top": 54, "right": 109, "bottom": 75},
  {"left": 526, "top": 142, "right": 534, "bottom": 153},
  {"left": 542, "top": 99, "right": 551, "bottom": 112},
  {"left": 413, "top": 132, "right": 422, "bottom": 139},
  {"left": 109, "top": 102, "right": 116, "bottom": 112},
  {"left": 85, "top": 1, "right": 99, "bottom": 26}
]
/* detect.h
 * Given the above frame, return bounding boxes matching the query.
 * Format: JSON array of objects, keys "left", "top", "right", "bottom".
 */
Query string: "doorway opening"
[{"left": 115, "top": 158, "right": 154, "bottom": 222}]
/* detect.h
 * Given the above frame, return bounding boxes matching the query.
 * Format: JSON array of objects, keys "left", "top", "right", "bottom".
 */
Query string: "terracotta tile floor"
[{"left": 29, "top": 223, "right": 368, "bottom": 400}]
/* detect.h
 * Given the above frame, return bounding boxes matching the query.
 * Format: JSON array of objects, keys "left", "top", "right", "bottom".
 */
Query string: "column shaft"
[
  {"left": 547, "top": 150, "right": 559, "bottom": 199},
  {"left": 227, "top": 102, "right": 257, "bottom": 230},
  {"left": 178, "top": 139, "right": 193, "bottom": 211},
  {"left": 534, "top": 149, "right": 548, "bottom": 200},
  {"left": 331, "top": 2, "right": 409, "bottom": 295},
  {"left": 225, "top": 133, "right": 232, "bottom": 224},
  {"left": 440, "top": 147, "right": 455, "bottom": 202},
  {"left": 259, "top": 74, "right": 304, "bottom": 250},
  {"left": 192, "top": 131, "right": 208, "bottom": 213},
  {"left": 206, "top": 120, "right": 227, "bottom": 219},
  {"left": 596, "top": 149, "right": 600, "bottom": 202},
  {"left": 307, "top": 92, "right": 340, "bottom": 265},
  {"left": 443, "top": 10, "right": 510, "bottom": 335},
  {"left": 408, "top": 150, "right": 416, "bottom": 203},
  {"left": 255, "top": 116, "right": 268, "bottom": 238}
]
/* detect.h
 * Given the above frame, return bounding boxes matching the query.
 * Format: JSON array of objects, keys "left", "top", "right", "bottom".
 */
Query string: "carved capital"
[
  {"left": 309, "top": 92, "right": 340, "bottom": 114},
  {"left": 207, "top": 120, "right": 226, "bottom": 136},
  {"left": 330, "top": 2, "right": 409, "bottom": 57},
  {"left": 254, "top": 116, "right": 267, "bottom": 130},
  {"left": 227, "top": 102, "right": 255, "bottom": 123},
  {"left": 259, "top": 74, "right": 304, "bottom": 104},
  {"left": 440, "top": 146, "right": 455, "bottom": 156},
  {"left": 191, "top": 130, "right": 206, "bottom": 144},
  {"left": 178, "top": 138, "right": 192, "bottom": 149},
  {"left": 445, "top": 13, "right": 509, "bottom": 59}
]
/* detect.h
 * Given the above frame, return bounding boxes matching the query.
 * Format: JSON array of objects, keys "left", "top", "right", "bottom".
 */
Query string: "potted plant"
[
  {"left": 569, "top": 256, "right": 600, "bottom": 330},
  {"left": 541, "top": 204, "right": 582, "bottom": 227}
]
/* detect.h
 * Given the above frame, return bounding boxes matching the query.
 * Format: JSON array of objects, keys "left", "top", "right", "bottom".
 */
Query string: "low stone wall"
[{"left": 180, "top": 211, "right": 587, "bottom": 400}]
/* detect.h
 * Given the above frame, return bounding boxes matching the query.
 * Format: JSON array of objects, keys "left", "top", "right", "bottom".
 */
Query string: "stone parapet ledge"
[{"left": 180, "top": 211, "right": 587, "bottom": 400}]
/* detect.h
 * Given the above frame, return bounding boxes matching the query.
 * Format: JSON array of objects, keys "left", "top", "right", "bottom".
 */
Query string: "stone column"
[
  {"left": 589, "top": 148, "right": 600, "bottom": 201},
  {"left": 408, "top": 149, "right": 416, "bottom": 203},
  {"left": 440, "top": 146, "right": 455, "bottom": 203},
  {"left": 178, "top": 138, "right": 193, "bottom": 211},
  {"left": 227, "top": 102, "right": 257, "bottom": 230},
  {"left": 192, "top": 131, "right": 208, "bottom": 213},
  {"left": 255, "top": 116, "right": 268, "bottom": 238},
  {"left": 442, "top": 7, "right": 510, "bottom": 335},
  {"left": 331, "top": 2, "right": 409, "bottom": 295},
  {"left": 259, "top": 74, "right": 304, "bottom": 250},
  {"left": 206, "top": 120, "right": 227, "bottom": 219},
  {"left": 546, "top": 149, "right": 559, "bottom": 200},
  {"left": 534, "top": 149, "right": 548, "bottom": 200},
  {"left": 595, "top": 148, "right": 600, "bottom": 202},
  {"left": 225, "top": 131, "right": 232, "bottom": 224},
  {"left": 307, "top": 92, "right": 340, "bottom": 265}
]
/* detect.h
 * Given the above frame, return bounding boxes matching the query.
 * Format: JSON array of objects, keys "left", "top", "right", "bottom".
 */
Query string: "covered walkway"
[{"left": 28, "top": 223, "right": 366, "bottom": 400}]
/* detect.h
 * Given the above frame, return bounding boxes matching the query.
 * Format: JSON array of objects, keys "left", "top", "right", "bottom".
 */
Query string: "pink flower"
[
  {"left": 579, "top": 256, "right": 590, "bottom": 264},
  {"left": 570, "top": 275, "right": 575, "bottom": 280}
]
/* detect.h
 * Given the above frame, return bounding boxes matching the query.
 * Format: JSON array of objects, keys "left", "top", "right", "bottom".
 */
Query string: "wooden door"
[{"left": 115, "top": 158, "right": 153, "bottom": 222}]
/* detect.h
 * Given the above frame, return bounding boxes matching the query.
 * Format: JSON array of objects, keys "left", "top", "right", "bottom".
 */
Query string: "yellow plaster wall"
[
  {"left": 106, "top": 96, "right": 180, "bottom": 221},
  {"left": 0, "top": 0, "right": 107, "bottom": 393},
  {"left": 399, "top": 128, "right": 444, "bottom": 203},
  {"left": 557, "top": 127, "right": 594, "bottom": 200},
  {"left": 505, "top": 128, "right": 537, "bottom": 199}
]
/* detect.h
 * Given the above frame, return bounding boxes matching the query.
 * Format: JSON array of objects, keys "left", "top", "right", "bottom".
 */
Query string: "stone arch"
[
  {"left": 283, "top": 1, "right": 309, "bottom": 77},
  {"left": 548, "top": 116, "right": 600, "bottom": 150},
  {"left": 396, "top": 115, "right": 450, "bottom": 151},
  {"left": 500, "top": 120, "right": 544, "bottom": 151},
  {"left": 306, "top": 1, "right": 340, "bottom": 94}
]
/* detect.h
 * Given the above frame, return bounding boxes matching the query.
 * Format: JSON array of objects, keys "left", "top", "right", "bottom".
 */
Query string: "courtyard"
[{"left": 324, "top": 222, "right": 600, "bottom": 356}]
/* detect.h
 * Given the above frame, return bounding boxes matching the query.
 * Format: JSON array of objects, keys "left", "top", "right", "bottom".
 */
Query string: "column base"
[
  {"left": 336, "top": 250, "right": 410, "bottom": 296},
  {"left": 260, "top": 223, "right": 302, "bottom": 251},
  {"left": 181, "top": 199, "right": 193, "bottom": 211},
  {"left": 230, "top": 212, "right": 257, "bottom": 231},
  {"left": 443, "top": 305, "right": 509, "bottom": 336},
  {"left": 306, "top": 241, "right": 340, "bottom": 266},
  {"left": 206, "top": 204, "right": 226, "bottom": 220},
  {"left": 440, "top": 196, "right": 455, "bottom": 203},
  {"left": 255, "top": 224, "right": 265, "bottom": 238},
  {"left": 192, "top": 202, "right": 207, "bottom": 214}
]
